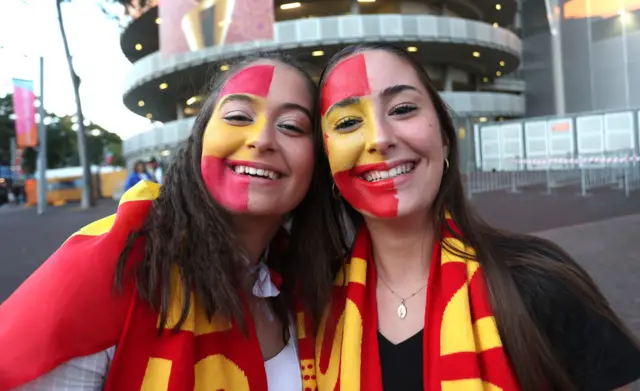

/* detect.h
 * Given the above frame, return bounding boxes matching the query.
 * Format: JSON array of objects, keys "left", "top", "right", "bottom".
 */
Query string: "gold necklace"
[{"left": 377, "top": 274, "right": 427, "bottom": 319}]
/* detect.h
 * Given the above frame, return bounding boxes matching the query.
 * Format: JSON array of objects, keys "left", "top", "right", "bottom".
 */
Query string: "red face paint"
[
  {"left": 320, "top": 54, "right": 371, "bottom": 116},
  {"left": 334, "top": 162, "right": 399, "bottom": 218},
  {"left": 219, "top": 64, "right": 275, "bottom": 98},
  {"left": 321, "top": 54, "right": 399, "bottom": 217},
  {"left": 201, "top": 64, "right": 275, "bottom": 212}
]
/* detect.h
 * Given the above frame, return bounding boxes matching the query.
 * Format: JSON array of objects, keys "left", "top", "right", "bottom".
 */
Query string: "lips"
[
  {"left": 226, "top": 160, "right": 285, "bottom": 181},
  {"left": 351, "top": 160, "right": 418, "bottom": 184}
]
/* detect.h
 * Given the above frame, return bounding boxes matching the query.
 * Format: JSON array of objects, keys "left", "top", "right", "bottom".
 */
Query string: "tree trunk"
[{"left": 55, "top": 0, "right": 93, "bottom": 208}]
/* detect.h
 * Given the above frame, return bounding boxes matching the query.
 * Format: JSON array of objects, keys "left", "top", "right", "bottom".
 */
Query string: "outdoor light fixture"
[
  {"left": 186, "top": 96, "right": 198, "bottom": 105},
  {"left": 280, "top": 2, "right": 301, "bottom": 10},
  {"left": 312, "top": 50, "right": 325, "bottom": 56},
  {"left": 155, "top": 18, "right": 162, "bottom": 24},
  {"left": 138, "top": 100, "right": 145, "bottom": 107},
  {"left": 496, "top": 4, "right": 502, "bottom": 10},
  {"left": 146, "top": 113, "right": 153, "bottom": 119},
  {"left": 483, "top": 77, "right": 489, "bottom": 82},
  {"left": 493, "top": 22, "right": 499, "bottom": 27},
  {"left": 499, "top": 61, "right": 505, "bottom": 66},
  {"left": 220, "top": 64, "right": 230, "bottom": 71},
  {"left": 159, "top": 82, "right": 168, "bottom": 90},
  {"left": 479, "top": 117, "right": 488, "bottom": 122},
  {"left": 407, "top": 46, "right": 418, "bottom": 52},
  {"left": 472, "top": 51, "right": 480, "bottom": 58},
  {"left": 135, "top": 43, "right": 142, "bottom": 51},
  {"left": 496, "top": 71, "right": 502, "bottom": 77}
]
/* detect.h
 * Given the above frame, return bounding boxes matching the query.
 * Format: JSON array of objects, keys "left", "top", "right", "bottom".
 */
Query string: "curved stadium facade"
[{"left": 121, "top": 0, "right": 525, "bottom": 168}]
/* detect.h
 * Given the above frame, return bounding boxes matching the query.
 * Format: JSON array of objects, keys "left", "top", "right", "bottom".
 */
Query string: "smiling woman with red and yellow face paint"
[
  {"left": 316, "top": 44, "right": 640, "bottom": 391},
  {"left": 320, "top": 51, "right": 447, "bottom": 219},
  {"left": 0, "top": 57, "right": 349, "bottom": 391},
  {"left": 201, "top": 61, "right": 315, "bottom": 216}
]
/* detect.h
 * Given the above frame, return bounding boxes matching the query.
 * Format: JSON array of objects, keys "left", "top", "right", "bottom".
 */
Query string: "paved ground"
[{"left": 1, "top": 187, "right": 639, "bottom": 387}]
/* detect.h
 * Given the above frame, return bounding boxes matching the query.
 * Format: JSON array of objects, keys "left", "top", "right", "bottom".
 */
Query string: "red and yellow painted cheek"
[
  {"left": 320, "top": 54, "right": 399, "bottom": 218},
  {"left": 200, "top": 64, "right": 274, "bottom": 212}
]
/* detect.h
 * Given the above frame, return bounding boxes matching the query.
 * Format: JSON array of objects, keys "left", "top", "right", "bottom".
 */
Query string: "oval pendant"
[{"left": 397, "top": 302, "right": 407, "bottom": 319}]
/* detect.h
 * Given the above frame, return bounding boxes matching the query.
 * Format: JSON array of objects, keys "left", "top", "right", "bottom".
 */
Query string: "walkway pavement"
[{"left": 0, "top": 189, "right": 639, "bottom": 388}]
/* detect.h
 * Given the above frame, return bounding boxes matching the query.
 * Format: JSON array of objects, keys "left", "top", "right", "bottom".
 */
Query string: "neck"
[
  {"left": 232, "top": 214, "right": 284, "bottom": 265},
  {"left": 365, "top": 210, "right": 436, "bottom": 287}
]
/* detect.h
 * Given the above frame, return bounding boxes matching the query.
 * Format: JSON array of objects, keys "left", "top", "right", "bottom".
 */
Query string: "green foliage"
[{"left": 0, "top": 93, "right": 124, "bottom": 170}]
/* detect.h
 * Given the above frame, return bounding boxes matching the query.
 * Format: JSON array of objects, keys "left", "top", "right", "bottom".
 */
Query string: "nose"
[
  {"left": 246, "top": 124, "right": 277, "bottom": 153},
  {"left": 366, "top": 117, "right": 396, "bottom": 155}
]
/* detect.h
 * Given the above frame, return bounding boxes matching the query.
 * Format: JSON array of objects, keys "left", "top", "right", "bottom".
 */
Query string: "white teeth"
[
  {"left": 231, "top": 165, "right": 280, "bottom": 180},
  {"left": 362, "top": 163, "right": 415, "bottom": 183}
]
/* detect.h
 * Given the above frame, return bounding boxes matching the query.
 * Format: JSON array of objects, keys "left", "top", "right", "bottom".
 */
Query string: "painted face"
[
  {"left": 201, "top": 61, "right": 315, "bottom": 215},
  {"left": 320, "top": 50, "right": 447, "bottom": 219}
]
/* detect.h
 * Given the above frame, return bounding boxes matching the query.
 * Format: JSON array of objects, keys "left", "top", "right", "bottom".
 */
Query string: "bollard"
[
  {"left": 580, "top": 168, "right": 588, "bottom": 197},
  {"left": 545, "top": 168, "right": 552, "bottom": 195},
  {"left": 624, "top": 166, "right": 630, "bottom": 198},
  {"left": 509, "top": 171, "right": 519, "bottom": 193}
]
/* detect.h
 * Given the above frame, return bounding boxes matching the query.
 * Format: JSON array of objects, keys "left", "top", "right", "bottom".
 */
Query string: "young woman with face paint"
[
  {"left": 314, "top": 43, "right": 640, "bottom": 391},
  {"left": 0, "top": 55, "right": 346, "bottom": 391}
]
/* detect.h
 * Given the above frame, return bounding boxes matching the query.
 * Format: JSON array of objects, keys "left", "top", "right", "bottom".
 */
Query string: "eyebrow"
[
  {"left": 379, "top": 84, "right": 418, "bottom": 98},
  {"left": 325, "top": 96, "right": 361, "bottom": 117},
  {"left": 281, "top": 103, "right": 313, "bottom": 122},
  {"left": 218, "top": 94, "right": 255, "bottom": 106},
  {"left": 219, "top": 94, "right": 312, "bottom": 122}
]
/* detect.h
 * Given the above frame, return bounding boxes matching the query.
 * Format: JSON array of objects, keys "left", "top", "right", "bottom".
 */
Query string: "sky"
[{"left": 0, "top": 0, "right": 152, "bottom": 139}]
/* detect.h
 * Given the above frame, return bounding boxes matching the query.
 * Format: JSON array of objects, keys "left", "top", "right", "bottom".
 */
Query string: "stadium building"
[{"left": 120, "top": 0, "right": 525, "bottom": 169}]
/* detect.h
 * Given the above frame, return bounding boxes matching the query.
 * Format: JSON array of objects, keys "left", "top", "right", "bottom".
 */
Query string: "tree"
[
  {"left": 56, "top": 0, "right": 93, "bottom": 208},
  {"left": 56, "top": 0, "right": 145, "bottom": 208}
]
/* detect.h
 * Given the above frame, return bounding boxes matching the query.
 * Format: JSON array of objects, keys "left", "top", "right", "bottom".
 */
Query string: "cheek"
[
  {"left": 286, "top": 138, "right": 315, "bottom": 184},
  {"left": 398, "top": 120, "right": 444, "bottom": 159},
  {"left": 324, "top": 131, "right": 365, "bottom": 174}
]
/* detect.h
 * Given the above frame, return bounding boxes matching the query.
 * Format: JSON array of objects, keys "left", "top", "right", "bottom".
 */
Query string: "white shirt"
[{"left": 16, "top": 262, "right": 301, "bottom": 391}]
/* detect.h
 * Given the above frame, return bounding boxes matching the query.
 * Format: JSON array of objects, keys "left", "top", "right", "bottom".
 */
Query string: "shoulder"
[
  {"left": 12, "top": 347, "right": 116, "bottom": 391},
  {"left": 506, "top": 237, "right": 640, "bottom": 391},
  {"left": 0, "top": 181, "right": 160, "bottom": 390}
]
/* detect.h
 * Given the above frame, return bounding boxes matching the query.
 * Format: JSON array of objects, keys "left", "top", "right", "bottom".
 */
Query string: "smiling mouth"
[
  {"left": 229, "top": 164, "right": 282, "bottom": 180},
  {"left": 361, "top": 162, "right": 416, "bottom": 183}
]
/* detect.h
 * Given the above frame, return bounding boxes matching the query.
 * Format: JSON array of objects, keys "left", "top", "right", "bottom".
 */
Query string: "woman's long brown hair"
[
  {"left": 318, "top": 43, "right": 639, "bottom": 391},
  {"left": 115, "top": 53, "right": 348, "bottom": 334}
]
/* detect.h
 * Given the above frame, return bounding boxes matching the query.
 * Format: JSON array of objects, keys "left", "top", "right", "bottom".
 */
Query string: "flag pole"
[{"left": 36, "top": 56, "right": 46, "bottom": 215}]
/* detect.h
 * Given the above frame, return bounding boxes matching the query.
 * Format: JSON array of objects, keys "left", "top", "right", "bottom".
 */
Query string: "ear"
[{"left": 442, "top": 143, "right": 449, "bottom": 159}]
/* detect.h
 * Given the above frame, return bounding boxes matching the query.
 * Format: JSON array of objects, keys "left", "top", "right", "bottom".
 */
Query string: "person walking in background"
[
  {"left": 123, "top": 160, "right": 150, "bottom": 191},
  {"left": 147, "top": 156, "right": 163, "bottom": 184}
]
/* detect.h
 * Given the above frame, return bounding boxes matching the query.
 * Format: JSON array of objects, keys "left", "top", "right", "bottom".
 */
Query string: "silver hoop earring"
[{"left": 444, "top": 158, "right": 450, "bottom": 173}]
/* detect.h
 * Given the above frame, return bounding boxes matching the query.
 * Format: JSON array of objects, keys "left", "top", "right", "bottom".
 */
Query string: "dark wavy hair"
[
  {"left": 116, "top": 53, "right": 348, "bottom": 333},
  {"left": 317, "top": 43, "right": 639, "bottom": 391}
]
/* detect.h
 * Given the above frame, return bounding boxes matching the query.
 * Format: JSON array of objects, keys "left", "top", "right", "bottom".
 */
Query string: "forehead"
[
  {"left": 219, "top": 62, "right": 312, "bottom": 109},
  {"left": 321, "top": 50, "right": 421, "bottom": 114}
]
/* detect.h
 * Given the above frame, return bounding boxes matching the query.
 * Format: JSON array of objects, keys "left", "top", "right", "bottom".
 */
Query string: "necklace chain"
[{"left": 377, "top": 274, "right": 427, "bottom": 303}]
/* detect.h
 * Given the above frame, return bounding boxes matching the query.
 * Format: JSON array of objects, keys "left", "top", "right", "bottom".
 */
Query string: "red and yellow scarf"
[
  {"left": 0, "top": 181, "right": 317, "bottom": 391},
  {"left": 315, "top": 215, "right": 521, "bottom": 391}
]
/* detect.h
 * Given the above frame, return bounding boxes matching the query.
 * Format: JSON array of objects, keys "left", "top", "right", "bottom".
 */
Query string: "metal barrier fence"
[{"left": 465, "top": 158, "right": 640, "bottom": 199}]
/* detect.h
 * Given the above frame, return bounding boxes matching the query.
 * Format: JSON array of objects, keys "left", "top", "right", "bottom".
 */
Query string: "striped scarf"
[{"left": 315, "top": 215, "right": 521, "bottom": 391}]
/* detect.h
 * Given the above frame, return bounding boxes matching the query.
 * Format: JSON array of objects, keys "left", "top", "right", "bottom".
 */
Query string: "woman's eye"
[
  {"left": 278, "top": 123, "right": 304, "bottom": 134},
  {"left": 223, "top": 114, "right": 253, "bottom": 124},
  {"left": 334, "top": 117, "right": 362, "bottom": 131},
  {"left": 390, "top": 104, "right": 417, "bottom": 116}
]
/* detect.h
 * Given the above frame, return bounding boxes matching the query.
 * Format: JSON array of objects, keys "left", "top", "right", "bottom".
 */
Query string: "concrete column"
[
  {"left": 350, "top": 0, "right": 359, "bottom": 14},
  {"left": 545, "top": 0, "right": 566, "bottom": 115},
  {"left": 176, "top": 103, "right": 185, "bottom": 120},
  {"left": 443, "top": 66, "right": 454, "bottom": 92}
]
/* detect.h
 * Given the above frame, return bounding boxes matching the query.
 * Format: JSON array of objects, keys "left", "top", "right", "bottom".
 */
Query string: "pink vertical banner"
[{"left": 12, "top": 79, "right": 38, "bottom": 148}]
